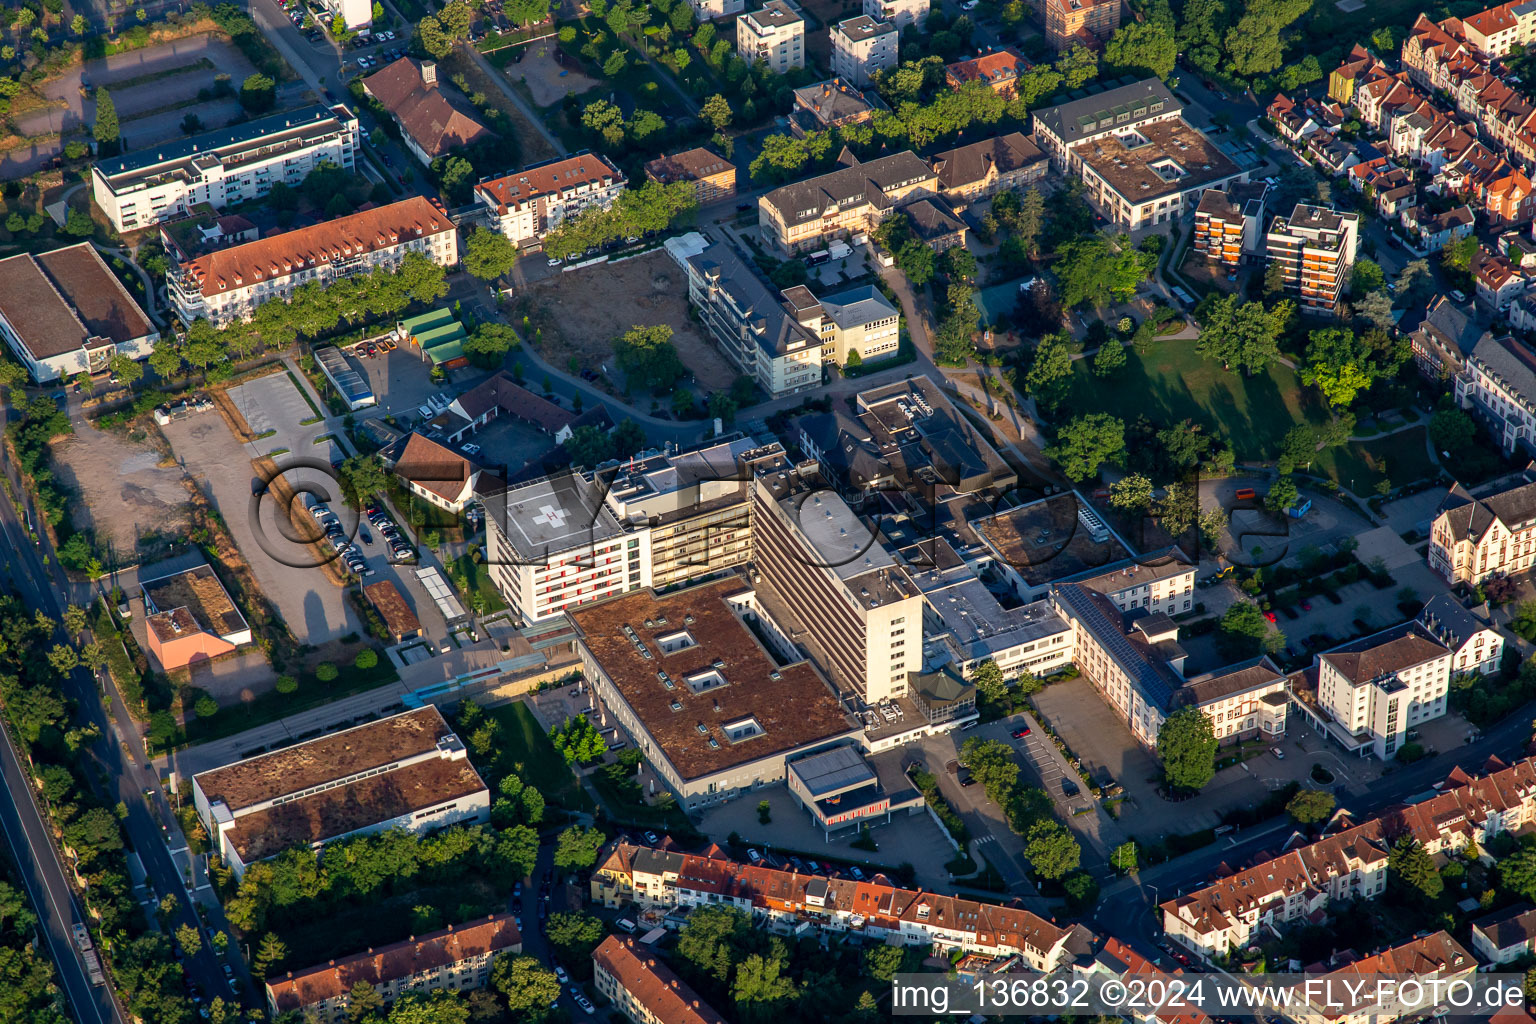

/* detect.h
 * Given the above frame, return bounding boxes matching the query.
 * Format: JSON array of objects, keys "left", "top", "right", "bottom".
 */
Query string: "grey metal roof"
[
  {"left": 817, "top": 285, "right": 896, "bottom": 330},
  {"left": 1031, "top": 78, "right": 1180, "bottom": 147},
  {"left": 787, "top": 745, "right": 876, "bottom": 797},
  {"left": 1470, "top": 333, "right": 1536, "bottom": 400},
  {"left": 761, "top": 150, "right": 934, "bottom": 229},
  {"left": 685, "top": 241, "right": 819, "bottom": 359}
]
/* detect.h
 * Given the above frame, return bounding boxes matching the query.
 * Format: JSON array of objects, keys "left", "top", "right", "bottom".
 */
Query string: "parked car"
[
  {"left": 461, "top": 443, "right": 482, "bottom": 456},
  {"left": 359, "top": 528, "right": 373, "bottom": 545},
  {"left": 746, "top": 848, "right": 761, "bottom": 863},
  {"left": 574, "top": 995, "right": 595, "bottom": 1015},
  {"left": 1272, "top": 747, "right": 1285, "bottom": 760},
  {"left": 1011, "top": 725, "right": 1031, "bottom": 738},
  {"left": 309, "top": 504, "right": 331, "bottom": 519},
  {"left": 554, "top": 965, "right": 569, "bottom": 984},
  {"left": 849, "top": 866, "right": 865, "bottom": 881},
  {"left": 642, "top": 830, "right": 659, "bottom": 845},
  {"left": 548, "top": 257, "right": 562, "bottom": 266}
]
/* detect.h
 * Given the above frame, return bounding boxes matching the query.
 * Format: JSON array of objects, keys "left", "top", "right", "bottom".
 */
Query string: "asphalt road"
[{"left": 0, "top": 438, "right": 248, "bottom": 1013}]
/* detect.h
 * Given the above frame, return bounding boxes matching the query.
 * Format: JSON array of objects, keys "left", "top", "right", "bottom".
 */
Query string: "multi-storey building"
[
  {"left": 600, "top": 437, "right": 787, "bottom": 590},
  {"left": 1453, "top": 1, "right": 1536, "bottom": 59},
  {"left": 736, "top": 1, "right": 805, "bottom": 74},
  {"left": 643, "top": 148, "right": 736, "bottom": 203},
  {"left": 751, "top": 462, "right": 924, "bottom": 705},
  {"left": 362, "top": 59, "right": 490, "bottom": 166},
  {"left": 1192, "top": 182, "right": 1270, "bottom": 267},
  {"left": 1472, "top": 905, "right": 1536, "bottom": 964},
  {"left": 757, "top": 150, "right": 935, "bottom": 253},
  {"left": 1264, "top": 203, "right": 1359, "bottom": 315},
  {"left": 1454, "top": 333, "right": 1536, "bottom": 456},
  {"left": 91, "top": 103, "right": 359, "bottom": 233},
  {"left": 1030, "top": 0, "right": 1120, "bottom": 51},
  {"left": 929, "top": 132, "right": 1048, "bottom": 203},
  {"left": 1284, "top": 933, "right": 1475, "bottom": 1024},
  {"left": 1476, "top": 248, "right": 1534, "bottom": 310},
  {"left": 790, "top": 79, "right": 889, "bottom": 135},
  {"left": 265, "top": 915, "right": 521, "bottom": 1022},
  {"left": 1074, "top": 939, "right": 1209, "bottom": 1024},
  {"left": 594, "top": 937, "right": 728, "bottom": 1024},
  {"left": 780, "top": 282, "right": 901, "bottom": 366},
  {"left": 0, "top": 243, "right": 157, "bottom": 383},
  {"left": 944, "top": 50, "right": 1030, "bottom": 98},
  {"left": 569, "top": 578, "right": 860, "bottom": 810},
  {"left": 1312, "top": 622, "right": 1453, "bottom": 759},
  {"left": 591, "top": 839, "right": 1080, "bottom": 971},
  {"left": 483, "top": 471, "right": 643, "bottom": 624},
  {"left": 686, "top": 0, "right": 744, "bottom": 19},
  {"left": 1417, "top": 593, "right": 1504, "bottom": 676},
  {"left": 1164, "top": 756, "right": 1536, "bottom": 960},
  {"left": 684, "top": 241, "right": 824, "bottom": 397},
  {"left": 475, "top": 152, "right": 626, "bottom": 248},
  {"left": 1429, "top": 469, "right": 1536, "bottom": 584},
  {"left": 1408, "top": 294, "right": 1485, "bottom": 381},
  {"left": 862, "top": 0, "right": 926, "bottom": 30},
  {"left": 1402, "top": 204, "right": 1475, "bottom": 252},
  {"left": 1031, "top": 78, "right": 1182, "bottom": 173},
  {"left": 830, "top": 15, "right": 898, "bottom": 87},
  {"left": 167, "top": 196, "right": 458, "bottom": 326},
  {"left": 192, "top": 707, "right": 489, "bottom": 879},
  {"left": 1071, "top": 116, "right": 1247, "bottom": 230},
  {"left": 316, "top": 0, "right": 372, "bottom": 30},
  {"left": 139, "top": 558, "right": 252, "bottom": 673}
]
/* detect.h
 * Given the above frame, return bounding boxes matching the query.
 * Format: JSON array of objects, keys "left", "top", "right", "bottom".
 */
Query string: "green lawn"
[
  {"left": 589, "top": 767, "right": 693, "bottom": 833},
  {"left": 451, "top": 552, "right": 509, "bottom": 613},
  {"left": 1311, "top": 426, "right": 1438, "bottom": 494},
  {"left": 482, "top": 702, "right": 592, "bottom": 812},
  {"left": 1064, "top": 339, "right": 1333, "bottom": 461}
]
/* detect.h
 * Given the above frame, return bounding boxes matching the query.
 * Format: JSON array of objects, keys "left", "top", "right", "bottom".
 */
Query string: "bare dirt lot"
[
  {"left": 50, "top": 422, "right": 191, "bottom": 559},
  {"left": 522, "top": 251, "right": 738, "bottom": 391},
  {"left": 508, "top": 40, "right": 599, "bottom": 108}
]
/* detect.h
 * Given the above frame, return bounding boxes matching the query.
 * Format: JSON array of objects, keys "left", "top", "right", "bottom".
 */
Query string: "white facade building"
[
  {"left": 91, "top": 104, "right": 359, "bottom": 234},
  {"left": 829, "top": 16, "right": 898, "bottom": 87},
  {"left": 862, "top": 0, "right": 927, "bottom": 31},
  {"left": 473, "top": 152, "right": 627, "bottom": 248},
  {"left": 1315, "top": 622, "right": 1452, "bottom": 759},
  {"left": 737, "top": 1, "right": 806, "bottom": 74}
]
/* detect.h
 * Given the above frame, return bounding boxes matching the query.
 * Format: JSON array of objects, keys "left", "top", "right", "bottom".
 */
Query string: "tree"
[
  {"left": 553, "top": 825, "right": 606, "bottom": 872},
  {"left": 63, "top": 208, "right": 95, "bottom": 238},
  {"left": 1351, "top": 258, "right": 1386, "bottom": 295},
  {"left": 1056, "top": 43, "right": 1098, "bottom": 88},
  {"left": 551, "top": 715, "right": 605, "bottom": 764},
  {"left": 1500, "top": 847, "right": 1536, "bottom": 902},
  {"left": 175, "top": 923, "right": 202, "bottom": 955},
  {"left": 1055, "top": 234, "right": 1148, "bottom": 309},
  {"left": 347, "top": 981, "right": 386, "bottom": 1023},
  {"left": 62, "top": 604, "right": 87, "bottom": 635},
  {"left": 1093, "top": 337, "right": 1125, "bottom": 376},
  {"left": 701, "top": 93, "right": 733, "bottom": 131},
  {"left": 389, "top": 990, "right": 469, "bottom": 1024},
  {"left": 1300, "top": 327, "right": 1375, "bottom": 409},
  {"left": 971, "top": 659, "right": 1007, "bottom": 707},
  {"left": 1157, "top": 706, "right": 1218, "bottom": 792},
  {"left": 194, "top": 695, "right": 218, "bottom": 718},
  {"left": 1024, "top": 332, "right": 1073, "bottom": 410},
  {"left": 960, "top": 737, "right": 1019, "bottom": 805},
  {"left": 315, "top": 662, "right": 338, "bottom": 682},
  {"left": 1223, "top": 0, "right": 1308, "bottom": 77},
  {"left": 108, "top": 352, "right": 142, "bottom": 384},
  {"left": 1276, "top": 425, "right": 1318, "bottom": 474},
  {"left": 1110, "top": 840, "right": 1138, "bottom": 875},
  {"left": 1158, "top": 420, "right": 1209, "bottom": 469},
  {"left": 93, "top": 88, "right": 119, "bottom": 148},
  {"left": 1266, "top": 475, "right": 1300, "bottom": 514},
  {"left": 463, "top": 323, "right": 520, "bottom": 367},
  {"left": 1389, "top": 836, "right": 1444, "bottom": 902},
  {"left": 354, "top": 649, "right": 378, "bottom": 670},
  {"left": 1103, "top": 19, "right": 1177, "bottom": 78},
  {"left": 505, "top": 0, "right": 551, "bottom": 26},
  {"left": 339, "top": 454, "right": 389, "bottom": 504},
  {"left": 239, "top": 73, "right": 276, "bottom": 113},
  {"left": 1430, "top": 408, "right": 1477, "bottom": 453},
  {"left": 1045, "top": 413, "right": 1125, "bottom": 482},
  {"left": 252, "top": 932, "right": 287, "bottom": 978},
  {"left": 492, "top": 956, "right": 562, "bottom": 1022},
  {"left": 1286, "top": 788, "right": 1336, "bottom": 825},
  {"left": 71, "top": 13, "right": 86, "bottom": 34},
  {"left": 615, "top": 324, "right": 686, "bottom": 389},
  {"left": 544, "top": 911, "right": 604, "bottom": 964},
  {"left": 1015, "top": 186, "right": 1045, "bottom": 257},
  {"left": 1024, "top": 818, "right": 1080, "bottom": 879},
  {"left": 1217, "top": 600, "right": 1275, "bottom": 659},
  {"left": 1443, "top": 234, "right": 1478, "bottom": 273},
  {"left": 863, "top": 943, "right": 906, "bottom": 982},
  {"left": 1110, "top": 473, "right": 1154, "bottom": 514},
  {"left": 733, "top": 953, "right": 800, "bottom": 1024},
  {"left": 46, "top": 644, "right": 78, "bottom": 674},
  {"left": 462, "top": 228, "right": 518, "bottom": 282},
  {"left": 1195, "top": 296, "right": 1287, "bottom": 375},
  {"left": 418, "top": 14, "right": 453, "bottom": 58},
  {"left": 678, "top": 905, "right": 749, "bottom": 983}
]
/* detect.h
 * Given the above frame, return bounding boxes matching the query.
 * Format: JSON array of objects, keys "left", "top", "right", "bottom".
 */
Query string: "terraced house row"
[
  {"left": 590, "top": 839, "right": 1088, "bottom": 972},
  {"left": 1162, "top": 756, "right": 1536, "bottom": 960}
]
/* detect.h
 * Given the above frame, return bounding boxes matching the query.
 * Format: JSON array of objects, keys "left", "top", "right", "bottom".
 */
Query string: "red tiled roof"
[
  {"left": 362, "top": 57, "right": 491, "bottom": 157},
  {"left": 593, "top": 936, "right": 727, "bottom": 1024},
  {"left": 475, "top": 153, "right": 623, "bottom": 215},
  {"left": 393, "top": 431, "right": 474, "bottom": 503}
]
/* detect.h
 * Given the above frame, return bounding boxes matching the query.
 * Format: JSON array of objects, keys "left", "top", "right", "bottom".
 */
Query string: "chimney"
[{"left": 422, "top": 61, "right": 437, "bottom": 85}]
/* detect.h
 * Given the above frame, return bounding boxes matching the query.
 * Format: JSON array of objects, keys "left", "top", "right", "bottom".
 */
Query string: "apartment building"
[
  {"left": 780, "top": 282, "right": 901, "bottom": 366},
  {"left": 1164, "top": 756, "right": 1536, "bottom": 960},
  {"left": 0, "top": 243, "right": 156, "bottom": 383},
  {"left": 684, "top": 240, "right": 823, "bottom": 397},
  {"left": 139, "top": 558, "right": 252, "bottom": 673},
  {"left": 192, "top": 707, "right": 489, "bottom": 879},
  {"left": 1284, "top": 933, "right": 1475, "bottom": 1024},
  {"left": 1074, "top": 939, "right": 1209, "bottom": 1024},
  {"left": 483, "top": 471, "right": 642, "bottom": 624},
  {"left": 1408, "top": 294, "right": 1485, "bottom": 381},
  {"left": 945, "top": 50, "right": 1030, "bottom": 98},
  {"left": 1031, "top": 78, "right": 1182, "bottom": 173},
  {"left": 1031, "top": 0, "right": 1121, "bottom": 51},
  {"left": 1071, "top": 116, "right": 1247, "bottom": 230},
  {"left": 475, "top": 152, "right": 627, "bottom": 247},
  {"left": 1192, "top": 182, "right": 1270, "bottom": 267},
  {"left": 830, "top": 15, "right": 898, "bottom": 87},
  {"left": 594, "top": 937, "right": 728, "bottom": 1024},
  {"left": 167, "top": 196, "right": 458, "bottom": 326},
  {"left": 1428, "top": 470, "right": 1536, "bottom": 585},
  {"left": 929, "top": 132, "right": 1048, "bottom": 203},
  {"left": 1472, "top": 905, "right": 1536, "bottom": 964},
  {"left": 736, "top": 1, "right": 805, "bottom": 74},
  {"left": 1417, "top": 593, "right": 1503, "bottom": 676},
  {"left": 591, "top": 839, "right": 1081, "bottom": 971},
  {"left": 643, "top": 148, "right": 736, "bottom": 203},
  {"left": 600, "top": 436, "right": 788, "bottom": 590},
  {"left": 1264, "top": 203, "right": 1359, "bottom": 315},
  {"left": 752, "top": 462, "right": 924, "bottom": 704},
  {"left": 1477, "top": 249, "right": 1534, "bottom": 310},
  {"left": 863, "top": 0, "right": 927, "bottom": 31},
  {"left": 1450, "top": 1, "right": 1536, "bottom": 60},
  {"left": 790, "top": 78, "right": 888, "bottom": 135},
  {"left": 91, "top": 103, "right": 359, "bottom": 233},
  {"left": 266, "top": 915, "right": 521, "bottom": 1022},
  {"left": 1313, "top": 621, "right": 1453, "bottom": 759},
  {"left": 1454, "top": 333, "right": 1536, "bottom": 457},
  {"left": 758, "top": 149, "right": 935, "bottom": 253},
  {"left": 1402, "top": 204, "right": 1474, "bottom": 252},
  {"left": 362, "top": 59, "right": 490, "bottom": 166},
  {"left": 686, "top": 0, "right": 744, "bottom": 19},
  {"left": 316, "top": 0, "right": 372, "bottom": 29},
  {"left": 569, "top": 579, "right": 860, "bottom": 810}
]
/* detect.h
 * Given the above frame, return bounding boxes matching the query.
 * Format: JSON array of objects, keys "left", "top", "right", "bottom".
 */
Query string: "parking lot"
[
  {"left": 348, "top": 343, "right": 458, "bottom": 425},
  {"left": 457, "top": 413, "right": 554, "bottom": 479}
]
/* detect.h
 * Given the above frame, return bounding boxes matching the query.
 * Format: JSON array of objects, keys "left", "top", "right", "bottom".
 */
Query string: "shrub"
[
  {"left": 315, "top": 662, "right": 339, "bottom": 682},
  {"left": 194, "top": 695, "right": 218, "bottom": 718},
  {"left": 275, "top": 674, "right": 298, "bottom": 694},
  {"left": 354, "top": 649, "right": 378, "bottom": 670}
]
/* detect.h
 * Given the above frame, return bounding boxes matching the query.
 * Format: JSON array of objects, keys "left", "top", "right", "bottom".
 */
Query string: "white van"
[{"left": 615, "top": 918, "right": 637, "bottom": 934}]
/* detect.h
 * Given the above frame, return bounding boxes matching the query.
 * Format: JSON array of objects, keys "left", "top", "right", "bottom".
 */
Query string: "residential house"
[
  {"left": 790, "top": 78, "right": 888, "bottom": 136},
  {"left": 1476, "top": 248, "right": 1533, "bottom": 309},
  {"left": 686, "top": 0, "right": 743, "bottom": 19},
  {"left": 928, "top": 132, "right": 1047, "bottom": 203},
  {"left": 1472, "top": 905, "right": 1536, "bottom": 964},
  {"left": 944, "top": 50, "right": 1029, "bottom": 98},
  {"left": 830, "top": 15, "right": 897, "bottom": 87},
  {"left": 736, "top": 1, "right": 805, "bottom": 74},
  {"left": 862, "top": 0, "right": 927, "bottom": 31},
  {"left": 643, "top": 148, "right": 736, "bottom": 203},
  {"left": 1428, "top": 467, "right": 1536, "bottom": 583},
  {"left": 1417, "top": 593, "right": 1504, "bottom": 676},
  {"left": 1264, "top": 203, "right": 1360, "bottom": 315},
  {"left": 475, "top": 152, "right": 627, "bottom": 248},
  {"left": 361, "top": 59, "right": 490, "bottom": 166},
  {"left": 1283, "top": 932, "right": 1475, "bottom": 1024},
  {"left": 1402, "top": 204, "right": 1475, "bottom": 251},
  {"left": 898, "top": 197, "right": 967, "bottom": 251},
  {"left": 385, "top": 432, "right": 481, "bottom": 513},
  {"left": 757, "top": 148, "right": 936, "bottom": 253},
  {"left": 1408, "top": 294, "right": 1486, "bottom": 380},
  {"left": 1030, "top": 0, "right": 1119, "bottom": 51}
]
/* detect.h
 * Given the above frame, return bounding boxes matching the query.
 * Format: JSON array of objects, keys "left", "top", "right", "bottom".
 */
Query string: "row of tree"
[{"left": 539, "top": 180, "right": 698, "bottom": 260}]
